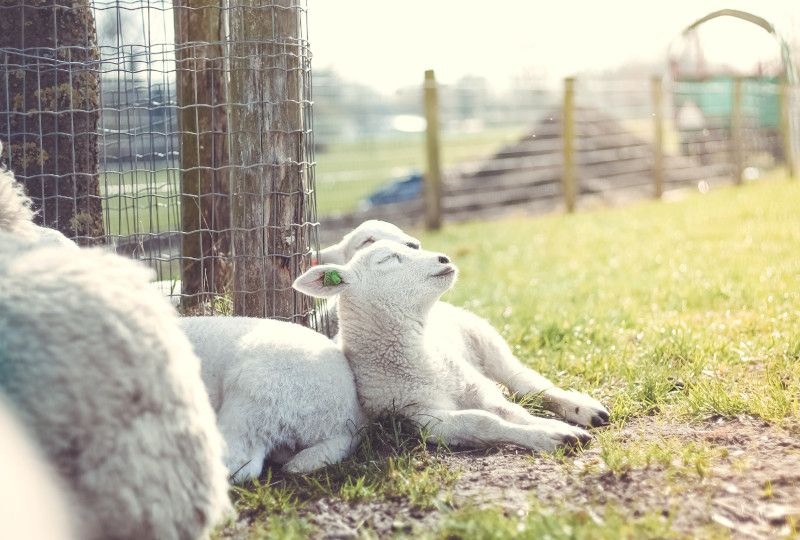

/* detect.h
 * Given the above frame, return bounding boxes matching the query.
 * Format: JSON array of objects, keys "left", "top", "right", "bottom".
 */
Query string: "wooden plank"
[
  {"left": 562, "top": 77, "right": 576, "bottom": 212},
  {"left": 423, "top": 70, "right": 443, "bottom": 230},
  {"left": 651, "top": 76, "right": 664, "bottom": 198},
  {"left": 731, "top": 76, "right": 744, "bottom": 185},
  {"left": 780, "top": 79, "right": 796, "bottom": 178}
]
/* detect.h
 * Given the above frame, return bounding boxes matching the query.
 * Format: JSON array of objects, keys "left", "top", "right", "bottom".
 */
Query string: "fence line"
[{"left": 314, "top": 72, "right": 797, "bottom": 241}]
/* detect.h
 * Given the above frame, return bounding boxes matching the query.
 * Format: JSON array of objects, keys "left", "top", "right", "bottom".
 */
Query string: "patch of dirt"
[
  {"left": 228, "top": 417, "right": 800, "bottom": 539},
  {"left": 445, "top": 416, "right": 800, "bottom": 539}
]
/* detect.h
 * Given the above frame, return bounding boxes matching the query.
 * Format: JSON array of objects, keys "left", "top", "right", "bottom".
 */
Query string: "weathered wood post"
[
  {"left": 0, "top": 0, "right": 103, "bottom": 244},
  {"left": 174, "top": 0, "right": 231, "bottom": 310},
  {"left": 651, "top": 76, "right": 665, "bottom": 198},
  {"left": 779, "top": 78, "right": 796, "bottom": 179},
  {"left": 731, "top": 76, "right": 745, "bottom": 185},
  {"left": 423, "top": 69, "right": 443, "bottom": 230},
  {"left": 561, "top": 77, "right": 576, "bottom": 212},
  {"left": 229, "top": 0, "right": 312, "bottom": 320}
]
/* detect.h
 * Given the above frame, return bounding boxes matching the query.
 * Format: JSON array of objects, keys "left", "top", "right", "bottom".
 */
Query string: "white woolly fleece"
[
  {"left": 295, "top": 241, "right": 607, "bottom": 454},
  {"left": 318, "top": 221, "right": 611, "bottom": 429},
  {"left": 0, "top": 234, "right": 231, "bottom": 540},
  {"left": 317, "top": 219, "right": 420, "bottom": 337},
  {"left": 180, "top": 316, "right": 365, "bottom": 481}
]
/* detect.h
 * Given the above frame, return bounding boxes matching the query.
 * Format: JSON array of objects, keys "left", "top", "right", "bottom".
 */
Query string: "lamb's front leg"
[
  {"left": 470, "top": 323, "right": 610, "bottom": 427},
  {"left": 417, "top": 408, "right": 591, "bottom": 453},
  {"left": 494, "top": 363, "right": 609, "bottom": 428}
]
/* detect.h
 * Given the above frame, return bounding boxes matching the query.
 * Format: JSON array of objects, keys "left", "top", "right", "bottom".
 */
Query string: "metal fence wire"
[{"left": 0, "top": 0, "right": 323, "bottom": 325}]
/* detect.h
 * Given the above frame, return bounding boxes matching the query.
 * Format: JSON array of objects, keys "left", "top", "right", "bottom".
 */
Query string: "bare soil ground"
[{"left": 228, "top": 417, "right": 799, "bottom": 539}]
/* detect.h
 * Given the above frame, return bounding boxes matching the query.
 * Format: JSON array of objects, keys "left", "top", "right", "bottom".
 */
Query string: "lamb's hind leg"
[
  {"left": 282, "top": 433, "right": 358, "bottom": 474},
  {"left": 216, "top": 399, "right": 270, "bottom": 483},
  {"left": 474, "top": 326, "right": 610, "bottom": 428},
  {"left": 418, "top": 408, "right": 590, "bottom": 453}
]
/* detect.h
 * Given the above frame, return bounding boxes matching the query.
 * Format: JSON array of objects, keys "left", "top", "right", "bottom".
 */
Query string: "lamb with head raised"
[
  {"left": 317, "top": 221, "right": 610, "bottom": 429},
  {"left": 180, "top": 316, "right": 365, "bottom": 481},
  {"left": 295, "top": 241, "right": 596, "bottom": 453}
]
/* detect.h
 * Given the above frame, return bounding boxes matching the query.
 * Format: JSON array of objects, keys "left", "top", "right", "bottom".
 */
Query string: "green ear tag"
[{"left": 323, "top": 270, "right": 342, "bottom": 287}]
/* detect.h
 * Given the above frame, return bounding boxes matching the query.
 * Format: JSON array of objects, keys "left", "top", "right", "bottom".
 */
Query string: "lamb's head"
[
  {"left": 317, "top": 220, "right": 420, "bottom": 265},
  {"left": 296, "top": 240, "right": 456, "bottom": 315}
]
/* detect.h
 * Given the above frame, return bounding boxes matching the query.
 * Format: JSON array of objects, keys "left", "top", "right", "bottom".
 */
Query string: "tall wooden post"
[
  {"left": 651, "top": 76, "right": 665, "bottom": 198},
  {"left": 731, "top": 76, "right": 744, "bottom": 186},
  {"left": 174, "top": 0, "right": 231, "bottom": 310},
  {"left": 562, "top": 77, "right": 576, "bottom": 212},
  {"left": 779, "top": 79, "right": 796, "bottom": 179},
  {"left": 423, "top": 69, "right": 443, "bottom": 230},
  {"left": 229, "top": 0, "right": 311, "bottom": 320}
]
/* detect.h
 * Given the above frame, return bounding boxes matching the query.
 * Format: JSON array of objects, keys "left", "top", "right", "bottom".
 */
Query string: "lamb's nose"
[
  {"left": 438, "top": 255, "right": 450, "bottom": 264},
  {"left": 406, "top": 242, "right": 420, "bottom": 249}
]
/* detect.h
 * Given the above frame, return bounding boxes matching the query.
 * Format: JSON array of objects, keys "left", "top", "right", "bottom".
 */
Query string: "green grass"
[
  {"left": 423, "top": 174, "right": 800, "bottom": 425},
  {"left": 228, "top": 175, "right": 800, "bottom": 538}
]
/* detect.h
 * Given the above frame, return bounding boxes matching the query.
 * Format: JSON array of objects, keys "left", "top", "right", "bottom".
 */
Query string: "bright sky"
[{"left": 308, "top": 0, "right": 800, "bottom": 92}]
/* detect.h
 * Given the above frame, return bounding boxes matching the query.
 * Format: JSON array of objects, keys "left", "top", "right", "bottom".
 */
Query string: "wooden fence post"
[
  {"left": 229, "top": 0, "right": 311, "bottom": 320},
  {"left": 651, "top": 76, "right": 665, "bottom": 198},
  {"left": 562, "top": 77, "right": 576, "bottom": 212},
  {"left": 779, "top": 78, "right": 796, "bottom": 179},
  {"left": 174, "top": 0, "right": 230, "bottom": 311},
  {"left": 731, "top": 76, "right": 744, "bottom": 185},
  {"left": 423, "top": 69, "right": 443, "bottom": 230}
]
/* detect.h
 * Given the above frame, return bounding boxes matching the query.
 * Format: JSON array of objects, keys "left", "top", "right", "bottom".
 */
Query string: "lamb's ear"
[
  {"left": 293, "top": 264, "right": 351, "bottom": 298},
  {"left": 316, "top": 243, "right": 345, "bottom": 265}
]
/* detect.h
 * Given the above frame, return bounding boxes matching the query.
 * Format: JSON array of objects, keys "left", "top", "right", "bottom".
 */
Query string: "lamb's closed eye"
[{"left": 377, "top": 253, "right": 402, "bottom": 264}]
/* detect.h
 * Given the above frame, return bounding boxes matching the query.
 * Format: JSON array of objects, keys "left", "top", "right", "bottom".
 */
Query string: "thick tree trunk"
[
  {"left": 174, "top": 0, "right": 231, "bottom": 310},
  {"left": 229, "top": 0, "right": 312, "bottom": 320},
  {"left": 0, "top": 0, "right": 103, "bottom": 244}
]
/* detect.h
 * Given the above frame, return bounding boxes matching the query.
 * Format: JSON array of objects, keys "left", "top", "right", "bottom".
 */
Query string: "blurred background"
[{"left": 308, "top": 1, "right": 799, "bottom": 237}]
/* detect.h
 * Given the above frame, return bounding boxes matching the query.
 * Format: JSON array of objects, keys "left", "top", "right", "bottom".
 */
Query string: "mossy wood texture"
[{"left": 0, "top": 0, "right": 103, "bottom": 244}]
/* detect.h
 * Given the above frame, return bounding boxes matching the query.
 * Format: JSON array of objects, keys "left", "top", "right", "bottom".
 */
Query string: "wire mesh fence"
[
  {"left": 0, "top": 0, "right": 322, "bottom": 325},
  {"left": 313, "top": 72, "right": 797, "bottom": 242}
]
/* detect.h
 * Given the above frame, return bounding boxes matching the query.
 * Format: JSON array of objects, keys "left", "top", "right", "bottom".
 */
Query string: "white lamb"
[
  {"left": 318, "top": 221, "right": 610, "bottom": 428},
  {"left": 0, "top": 170, "right": 231, "bottom": 539},
  {"left": 295, "top": 241, "right": 606, "bottom": 453},
  {"left": 180, "top": 316, "right": 365, "bottom": 482}
]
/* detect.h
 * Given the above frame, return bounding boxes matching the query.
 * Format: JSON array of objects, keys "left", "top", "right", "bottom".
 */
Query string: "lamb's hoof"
[
  {"left": 561, "top": 429, "right": 592, "bottom": 453},
  {"left": 590, "top": 410, "right": 610, "bottom": 428},
  {"left": 547, "top": 389, "right": 611, "bottom": 428}
]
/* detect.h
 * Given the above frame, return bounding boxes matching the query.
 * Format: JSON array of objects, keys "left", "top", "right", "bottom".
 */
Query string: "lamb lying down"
[
  {"left": 318, "top": 220, "right": 610, "bottom": 428},
  {"left": 295, "top": 241, "right": 600, "bottom": 453},
  {"left": 180, "top": 317, "right": 365, "bottom": 482}
]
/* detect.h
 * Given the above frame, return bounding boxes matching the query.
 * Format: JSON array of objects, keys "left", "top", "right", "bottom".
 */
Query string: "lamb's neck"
[{"left": 338, "top": 301, "right": 429, "bottom": 374}]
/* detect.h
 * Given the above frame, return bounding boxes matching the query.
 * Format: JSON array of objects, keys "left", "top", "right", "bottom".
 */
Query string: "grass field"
[{"left": 221, "top": 176, "right": 800, "bottom": 539}]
